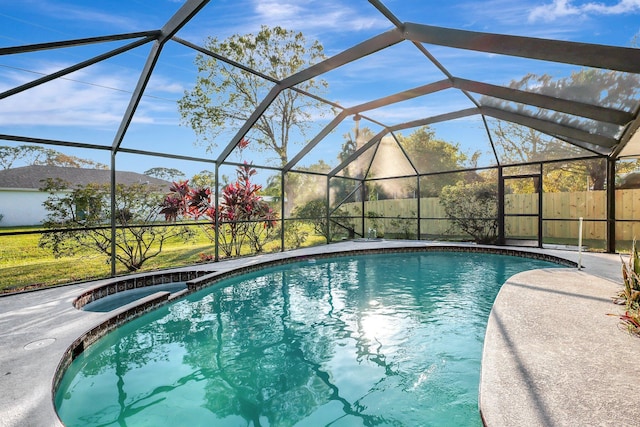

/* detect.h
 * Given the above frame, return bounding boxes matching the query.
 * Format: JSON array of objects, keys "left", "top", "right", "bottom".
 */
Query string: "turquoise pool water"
[{"left": 55, "top": 251, "right": 561, "bottom": 426}]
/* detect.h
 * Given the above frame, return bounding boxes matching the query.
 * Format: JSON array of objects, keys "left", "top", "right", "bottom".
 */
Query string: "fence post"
[
  {"left": 606, "top": 158, "right": 616, "bottom": 253},
  {"left": 578, "top": 217, "right": 583, "bottom": 270},
  {"left": 498, "top": 166, "right": 505, "bottom": 245}
]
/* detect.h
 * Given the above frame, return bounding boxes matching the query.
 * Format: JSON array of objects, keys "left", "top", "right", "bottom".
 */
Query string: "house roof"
[{"left": 0, "top": 165, "right": 171, "bottom": 190}]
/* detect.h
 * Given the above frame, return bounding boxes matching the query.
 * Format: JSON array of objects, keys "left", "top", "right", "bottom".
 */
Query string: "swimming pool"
[{"left": 55, "top": 250, "right": 562, "bottom": 426}]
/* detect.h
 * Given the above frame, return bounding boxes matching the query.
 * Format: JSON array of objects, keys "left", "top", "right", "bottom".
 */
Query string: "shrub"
[
  {"left": 293, "top": 198, "right": 355, "bottom": 242},
  {"left": 439, "top": 180, "right": 498, "bottom": 244},
  {"left": 618, "top": 240, "right": 640, "bottom": 336},
  {"left": 284, "top": 221, "right": 308, "bottom": 249},
  {"left": 39, "top": 179, "right": 191, "bottom": 272},
  {"left": 161, "top": 163, "right": 278, "bottom": 257}
]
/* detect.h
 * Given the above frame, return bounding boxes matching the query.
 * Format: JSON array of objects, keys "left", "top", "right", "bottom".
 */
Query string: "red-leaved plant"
[{"left": 160, "top": 163, "right": 277, "bottom": 257}]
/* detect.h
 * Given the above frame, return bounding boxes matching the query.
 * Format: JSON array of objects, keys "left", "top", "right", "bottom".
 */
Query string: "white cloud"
[
  {"left": 251, "top": 0, "right": 389, "bottom": 34},
  {"left": 529, "top": 0, "right": 640, "bottom": 22},
  {"left": 457, "top": 0, "right": 534, "bottom": 28},
  {"left": 254, "top": 0, "right": 303, "bottom": 21},
  {"left": 0, "top": 63, "right": 179, "bottom": 128},
  {"left": 583, "top": 0, "right": 640, "bottom": 14},
  {"left": 452, "top": 0, "right": 591, "bottom": 41},
  {"left": 22, "top": 0, "right": 146, "bottom": 32},
  {"left": 147, "top": 75, "right": 184, "bottom": 95},
  {"left": 1, "top": 80, "right": 122, "bottom": 127}
]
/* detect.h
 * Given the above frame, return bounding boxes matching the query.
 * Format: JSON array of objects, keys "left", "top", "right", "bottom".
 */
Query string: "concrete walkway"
[
  {"left": 0, "top": 241, "right": 632, "bottom": 426},
  {"left": 480, "top": 251, "right": 640, "bottom": 426}
]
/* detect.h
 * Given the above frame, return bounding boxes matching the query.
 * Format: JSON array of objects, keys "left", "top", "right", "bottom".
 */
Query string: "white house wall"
[{"left": 0, "top": 189, "right": 50, "bottom": 227}]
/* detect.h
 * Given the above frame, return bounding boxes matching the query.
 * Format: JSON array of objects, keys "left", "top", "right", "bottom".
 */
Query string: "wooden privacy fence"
[{"left": 340, "top": 189, "right": 640, "bottom": 240}]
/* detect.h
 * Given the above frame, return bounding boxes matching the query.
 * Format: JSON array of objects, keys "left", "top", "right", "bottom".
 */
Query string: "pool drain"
[{"left": 24, "top": 338, "right": 56, "bottom": 350}]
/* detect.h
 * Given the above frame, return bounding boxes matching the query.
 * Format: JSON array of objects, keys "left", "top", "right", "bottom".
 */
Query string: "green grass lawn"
[
  {"left": 0, "top": 224, "right": 326, "bottom": 293},
  {"left": 0, "top": 231, "right": 212, "bottom": 292},
  {"left": 3, "top": 222, "right": 617, "bottom": 294}
]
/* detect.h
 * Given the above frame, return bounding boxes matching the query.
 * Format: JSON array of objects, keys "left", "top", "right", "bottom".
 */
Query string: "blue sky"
[{"left": 1, "top": 0, "right": 639, "bottom": 180}]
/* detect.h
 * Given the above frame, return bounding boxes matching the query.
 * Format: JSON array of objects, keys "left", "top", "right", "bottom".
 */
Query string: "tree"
[
  {"left": 47, "top": 152, "right": 107, "bottom": 169},
  {"left": 487, "top": 70, "right": 640, "bottom": 190},
  {"left": 286, "top": 160, "right": 332, "bottom": 210},
  {"left": 189, "top": 170, "right": 216, "bottom": 188},
  {"left": 161, "top": 164, "right": 278, "bottom": 257},
  {"left": 0, "top": 144, "right": 107, "bottom": 169},
  {"left": 39, "top": 179, "right": 190, "bottom": 272},
  {"left": 292, "top": 199, "right": 328, "bottom": 241},
  {"left": 144, "top": 167, "right": 185, "bottom": 181},
  {"left": 261, "top": 160, "right": 331, "bottom": 218},
  {"left": 439, "top": 180, "right": 499, "bottom": 244},
  {"left": 292, "top": 198, "right": 355, "bottom": 243},
  {"left": 331, "top": 126, "right": 376, "bottom": 203},
  {"left": 398, "top": 126, "right": 478, "bottom": 197},
  {"left": 178, "top": 25, "right": 328, "bottom": 166},
  {"left": 0, "top": 145, "right": 51, "bottom": 169},
  {"left": 334, "top": 126, "right": 477, "bottom": 200}
]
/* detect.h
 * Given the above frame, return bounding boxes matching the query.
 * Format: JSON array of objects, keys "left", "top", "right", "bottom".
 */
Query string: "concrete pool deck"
[{"left": 0, "top": 241, "right": 635, "bottom": 426}]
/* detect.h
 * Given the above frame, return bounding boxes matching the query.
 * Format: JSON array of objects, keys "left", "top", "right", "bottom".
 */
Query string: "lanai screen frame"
[{"left": 1, "top": 0, "right": 640, "bottom": 275}]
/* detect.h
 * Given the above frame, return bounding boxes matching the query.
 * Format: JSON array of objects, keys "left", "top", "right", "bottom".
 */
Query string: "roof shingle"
[{"left": 0, "top": 165, "right": 172, "bottom": 190}]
